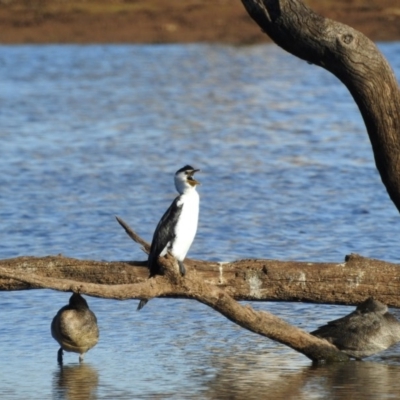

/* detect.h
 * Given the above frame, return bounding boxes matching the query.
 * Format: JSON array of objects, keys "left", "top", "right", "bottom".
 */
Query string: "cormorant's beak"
[{"left": 188, "top": 169, "right": 200, "bottom": 185}]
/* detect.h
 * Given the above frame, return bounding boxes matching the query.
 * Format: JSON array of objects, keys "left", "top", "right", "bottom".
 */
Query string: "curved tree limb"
[
  {"left": 115, "top": 216, "right": 150, "bottom": 253},
  {"left": 241, "top": 0, "right": 400, "bottom": 213}
]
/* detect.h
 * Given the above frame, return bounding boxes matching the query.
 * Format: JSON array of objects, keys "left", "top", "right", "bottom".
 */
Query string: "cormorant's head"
[{"left": 174, "top": 165, "right": 200, "bottom": 193}]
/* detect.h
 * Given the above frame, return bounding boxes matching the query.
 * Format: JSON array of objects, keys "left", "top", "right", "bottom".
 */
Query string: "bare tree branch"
[
  {"left": 1, "top": 251, "right": 400, "bottom": 306},
  {"left": 115, "top": 216, "right": 150, "bottom": 253},
  {"left": 241, "top": 0, "right": 400, "bottom": 213}
]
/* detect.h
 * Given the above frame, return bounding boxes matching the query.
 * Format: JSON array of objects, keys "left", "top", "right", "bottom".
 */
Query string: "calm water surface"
[{"left": 1, "top": 43, "right": 400, "bottom": 399}]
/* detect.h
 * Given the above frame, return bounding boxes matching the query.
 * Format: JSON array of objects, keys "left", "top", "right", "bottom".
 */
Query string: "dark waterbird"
[
  {"left": 51, "top": 293, "right": 99, "bottom": 364},
  {"left": 311, "top": 298, "right": 400, "bottom": 359}
]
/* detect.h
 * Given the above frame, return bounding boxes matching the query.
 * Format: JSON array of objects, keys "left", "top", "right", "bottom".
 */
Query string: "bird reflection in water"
[
  {"left": 53, "top": 363, "right": 99, "bottom": 400},
  {"left": 203, "top": 351, "right": 400, "bottom": 399}
]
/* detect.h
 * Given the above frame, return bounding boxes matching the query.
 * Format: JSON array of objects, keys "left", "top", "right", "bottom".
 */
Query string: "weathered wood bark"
[
  {"left": 2, "top": 253, "right": 400, "bottom": 307},
  {"left": 241, "top": 0, "right": 400, "bottom": 213}
]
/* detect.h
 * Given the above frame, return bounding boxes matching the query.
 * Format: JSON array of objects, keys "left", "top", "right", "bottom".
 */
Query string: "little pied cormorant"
[{"left": 138, "top": 165, "right": 200, "bottom": 310}]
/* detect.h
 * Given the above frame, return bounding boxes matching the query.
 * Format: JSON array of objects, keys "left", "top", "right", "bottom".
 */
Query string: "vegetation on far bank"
[{"left": 0, "top": 0, "right": 399, "bottom": 44}]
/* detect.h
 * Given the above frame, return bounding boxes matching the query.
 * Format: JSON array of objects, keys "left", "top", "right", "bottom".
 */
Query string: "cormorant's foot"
[
  {"left": 178, "top": 260, "right": 186, "bottom": 276},
  {"left": 79, "top": 353, "right": 85, "bottom": 363},
  {"left": 57, "top": 348, "right": 63, "bottom": 365}
]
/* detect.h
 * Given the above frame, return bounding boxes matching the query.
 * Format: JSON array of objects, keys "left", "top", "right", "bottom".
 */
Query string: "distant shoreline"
[{"left": 0, "top": 1, "right": 399, "bottom": 44}]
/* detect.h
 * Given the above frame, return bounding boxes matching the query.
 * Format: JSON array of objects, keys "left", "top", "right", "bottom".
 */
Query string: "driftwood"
[
  {"left": 0, "top": 217, "right": 398, "bottom": 363},
  {"left": 2, "top": 0, "right": 400, "bottom": 362},
  {"left": 2, "top": 251, "right": 400, "bottom": 307},
  {"left": 0, "top": 217, "right": 349, "bottom": 362}
]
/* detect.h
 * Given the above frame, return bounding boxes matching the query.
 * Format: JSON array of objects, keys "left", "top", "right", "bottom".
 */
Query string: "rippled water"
[{"left": 1, "top": 43, "right": 400, "bottom": 399}]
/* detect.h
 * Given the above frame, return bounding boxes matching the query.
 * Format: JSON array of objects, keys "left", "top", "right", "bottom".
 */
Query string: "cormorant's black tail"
[
  {"left": 137, "top": 264, "right": 158, "bottom": 311},
  {"left": 148, "top": 256, "right": 161, "bottom": 277},
  {"left": 137, "top": 299, "right": 148, "bottom": 311}
]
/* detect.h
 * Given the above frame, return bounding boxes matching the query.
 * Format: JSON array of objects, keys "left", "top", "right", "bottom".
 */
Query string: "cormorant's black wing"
[{"left": 147, "top": 196, "right": 183, "bottom": 277}]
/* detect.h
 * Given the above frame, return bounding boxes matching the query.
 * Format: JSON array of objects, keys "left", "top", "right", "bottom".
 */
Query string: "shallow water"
[{"left": 1, "top": 43, "right": 400, "bottom": 399}]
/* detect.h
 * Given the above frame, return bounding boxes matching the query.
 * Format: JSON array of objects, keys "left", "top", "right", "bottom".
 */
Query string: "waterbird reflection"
[
  {"left": 53, "top": 363, "right": 99, "bottom": 400},
  {"left": 306, "top": 361, "right": 400, "bottom": 399},
  {"left": 311, "top": 298, "right": 400, "bottom": 359},
  {"left": 203, "top": 352, "right": 400, "bottom": 399}
]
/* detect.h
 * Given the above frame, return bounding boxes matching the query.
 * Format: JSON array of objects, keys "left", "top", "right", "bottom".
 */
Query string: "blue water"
[{"left": 1, "top": 43, "right": 400, "bottom": 399}]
